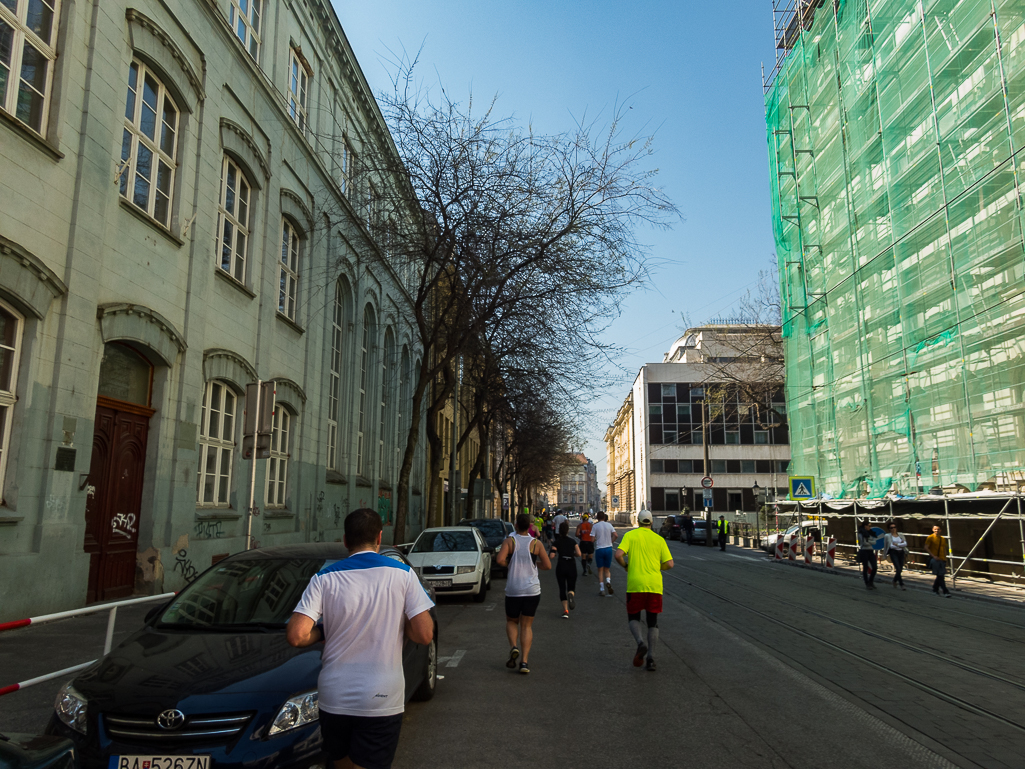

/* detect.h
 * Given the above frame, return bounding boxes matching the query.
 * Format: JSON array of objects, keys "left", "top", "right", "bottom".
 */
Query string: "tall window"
[
  {"left": 0, "top": 303, "right": 22, "bottom": 499},
  {"left": 326, "top": 282, "right": 344, "bottom": 470},
  {"left": 379, "top": 335, "right": 392, "bottom": 478},
  {"left": 339, "top": 139, "right": 355, "bottom": 197},
  {"left": 287, "top": 48, "right": 309, "bottom": 133},
  {"left": 356, "top": 309, "right": 371, "bottom": 477},
  {"left": 217, "top": 156, "right": 251, "bottom": 283},
  {"left": 229, "top": 0, "right": 261, "bottom": 60},
  {"left": 279, "top": 219, "right": 300, "bottom": 320},
  {"left": 265, "top": 408, "right": 290, "bottom": 508},
  {"left": 0, "top": 0, "right": 59, "bottom": 134},
  {"left": 198, "top": 381, "right": 236, "bottom": 507},
  {"left": 120, "top": 61, "right": 178, "bottom": 227},
  {"left": 395, "top": 348, "right": 410, "bottom": 479}
]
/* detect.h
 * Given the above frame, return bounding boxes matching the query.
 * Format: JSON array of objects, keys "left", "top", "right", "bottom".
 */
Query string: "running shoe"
[
  {"left": 606, "top": 581, "right": 614, "bottom": 596},
  {"left": 633, "top": 642, "right": 647, "bottom": 667},
  {"left": 506, "top": 646, "right": 520, "bottom": 669},
  {"left": 519, "top": 661, "right": 530, "bottom": 674},
  {"left": 943, "top": 592, "right": 952, "bottom": 598},
  {"left": 562, "top": 610, "right": 569, "bottom": 619},
  {"left": 646, "top": 658, "right": 657, "bottom": 672},
  {"left": 568, "top": 592, "right": 575, "bottom": 610}
]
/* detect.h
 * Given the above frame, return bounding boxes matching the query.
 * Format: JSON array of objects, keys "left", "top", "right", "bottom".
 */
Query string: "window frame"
[
  {"left": 228, "top": 0, "right": 261, "bottom": 61},
  {"left": 356, "top": 309, "right": 371, "bottom": 477},
  {"left": 119, "top": 59, "right": 179, "bottom": 228},
  {"left": 278, "top": 218, "right": 301, "bottom": 321},
  {"left": 197, "top": 380, "right": 237, "bottom": 508},
  {"left": 0, "top": 0, "right": 60, "bottom": 135},
  {"left": 326, "top": 282, "right": 344, "bottom": 471},
  {"left": 217, "top": 155, "right": 252, "bottom": 284},
  {"left": 339, "top": 138, "right": 356, "bottom": 197},
  {"left": 286, "top": 47, "right": 310, "bottom": 134},
  {"left": 264, "top": 407, "right": 290, "bottom": 508},
  {"left": 0, "top": 301, "right": 23, "bottom": 501}
]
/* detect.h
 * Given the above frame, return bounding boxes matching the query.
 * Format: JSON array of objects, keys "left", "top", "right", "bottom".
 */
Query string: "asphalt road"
[
  {"left": 396, "top": 536, "right": 1025, "bottom": 769},
  {"left": 3, "top": 536, "right": 1024, "bottom": 767}
]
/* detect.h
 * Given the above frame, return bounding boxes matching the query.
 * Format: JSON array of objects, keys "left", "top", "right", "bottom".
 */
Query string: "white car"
[{"left": 405, "top": 526, "right": 492, "bottom": 602}]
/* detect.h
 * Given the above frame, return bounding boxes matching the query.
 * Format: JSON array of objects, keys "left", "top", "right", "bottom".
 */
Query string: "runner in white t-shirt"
[
  {"left": 288, "top": 508, "right": 434, "bottom": 769},
  {"left": 591, "top": 512, "right": 618, "bottom": 596}
]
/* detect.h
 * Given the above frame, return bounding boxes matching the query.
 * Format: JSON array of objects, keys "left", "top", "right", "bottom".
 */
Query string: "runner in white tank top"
[{"left": 496, "top": 513, "right": 551, "bottom": 673}]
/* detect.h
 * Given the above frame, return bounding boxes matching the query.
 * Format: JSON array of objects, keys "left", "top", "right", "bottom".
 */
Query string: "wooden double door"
[{"left": 84, "top": 397, "right": 153, "bottom": 602}]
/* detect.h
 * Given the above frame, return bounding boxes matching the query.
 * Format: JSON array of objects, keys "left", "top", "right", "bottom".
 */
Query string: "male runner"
[
  {"left": 576, "top": 513, "right": 595, "bottom": 576},
  {"left": 591, "top": 512, "right": 618, "bottom": 596},
  {"left": 615, "top": 510, "right": 674, "bottom": 671}
]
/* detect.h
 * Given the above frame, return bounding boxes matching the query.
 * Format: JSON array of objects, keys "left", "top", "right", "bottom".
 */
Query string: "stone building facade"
[{"left": 0, "top": 0, "right": 426, "bottom": 619}]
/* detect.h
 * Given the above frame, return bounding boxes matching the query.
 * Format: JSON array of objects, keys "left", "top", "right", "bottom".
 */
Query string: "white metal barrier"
[{"left": 0, "top": 592, "right": 175, "bottom": 696}]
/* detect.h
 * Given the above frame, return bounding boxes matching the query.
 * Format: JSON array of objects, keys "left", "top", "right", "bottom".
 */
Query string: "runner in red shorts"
[{"left": 615, "top": 510, "right": 674, "bottom": 671}]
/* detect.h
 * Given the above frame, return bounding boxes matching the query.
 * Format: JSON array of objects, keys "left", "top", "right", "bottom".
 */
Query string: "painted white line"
[
  {"left": 446, "top": 649, "right": 466, "bottom": 668},
  {"left": 484, "top": 602, "right": 496, "bottom": 612},
  {"left": 690, "top": 556, "right": 707, "bottom": 561}
]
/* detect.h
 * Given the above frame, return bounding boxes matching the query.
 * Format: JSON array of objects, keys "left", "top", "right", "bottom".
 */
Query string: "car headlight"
[
  {"left": 54, "top": 682, "right": 88, "bottom": 734},
  {"left": 455, "top": 565, "right": 476, "bottom": 574},
  {"left": 268, "top": 690, "right": 318, "bottom": 736}
]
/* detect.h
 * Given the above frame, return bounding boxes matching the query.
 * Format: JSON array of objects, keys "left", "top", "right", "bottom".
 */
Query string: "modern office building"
[
  {"left": 765, "top": 0, "right": 1025, "bottom": 498},
  {"left": 604, "top": 326, "right": 791, "bottom": 516},
  {"left": 0, "top": 0, "right": 425, "bottom": 619}
]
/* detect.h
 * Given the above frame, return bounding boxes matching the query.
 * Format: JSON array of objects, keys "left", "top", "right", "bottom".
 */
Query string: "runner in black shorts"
[
  {"left": 320, "top": 711, "right": 404, "bottom": 769},
  {"left": 496, "top": 513, "right": 551, "bottom": 673}
]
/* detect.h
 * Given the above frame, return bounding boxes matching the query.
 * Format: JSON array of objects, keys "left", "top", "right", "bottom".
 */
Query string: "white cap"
[{"left": 638, "top": 510, "right": 653, "bottom": 525}]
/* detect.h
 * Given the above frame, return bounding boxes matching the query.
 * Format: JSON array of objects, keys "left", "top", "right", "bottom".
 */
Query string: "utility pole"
[
  {"left": 448, "top": 357, "right": 462, "bottom": 526},
  {"left": 704, "top": 398, "right": 713, "bottom": 547}
]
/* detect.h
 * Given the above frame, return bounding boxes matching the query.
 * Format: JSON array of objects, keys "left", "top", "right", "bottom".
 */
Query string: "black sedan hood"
[{"left": 73, "top": 626, "right": 321, "bottom": 713}]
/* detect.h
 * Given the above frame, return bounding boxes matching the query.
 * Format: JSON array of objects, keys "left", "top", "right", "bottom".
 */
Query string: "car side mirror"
[
  {"left": 396, "top": 543, "right": 414, "bottom": 554},
  {"left": 145, "top": 601, "right": 170, "bottom": 624}
]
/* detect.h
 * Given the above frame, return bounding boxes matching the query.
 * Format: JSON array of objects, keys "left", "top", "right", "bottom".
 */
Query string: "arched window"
[
  {"left": 379, "top": 330, "right": 394, "bottom": 479},
  {"left": 326, "top": 280, "right": 347, "bottom": 471},
  {"left": 0, "top": 302, "right": 23, "bottom": 498},
  {"left": 120, "top": 60, "right": 178, "bottom": 227},
  {"left": 198, "top": 380, "right": 236, "bottom": 507},
  {"left": 265, "top": 406, "right": 291, "bottom": 508},
  {"left": 356, "top": 306, "right": 373, "bottom": 477},
  {"left": 218, "top": 156, "right": 252, "bottom": 283},
  {"left": 396, "top": 346, "right": 411, "bottom": 479},
  {"left": 0, "top": 0, "right": 60, "bottom": 134},
  {"left": 278, "top": 218, "right": 301, "bottom": 321}
]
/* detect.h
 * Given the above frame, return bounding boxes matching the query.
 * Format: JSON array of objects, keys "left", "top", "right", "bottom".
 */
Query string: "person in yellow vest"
[
  {"left": 716, "top": 516, "right": 728, "bottom": 551},
  {"left": 925, "top": 525, "right": 951, "bottom": 597},
  {"left": 614, "top": 510, "right": 674, "bottom": 672}
]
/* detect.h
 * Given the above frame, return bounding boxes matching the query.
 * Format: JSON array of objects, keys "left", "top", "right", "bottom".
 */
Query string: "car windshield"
[
  {"left": 412, "top": 531, "right": 477, "bottom": 553},
  {"left": 157, "top": 558, "right": 331, "bottom": 628},
  {"left": 466, "top": 521, "right": 505, "bottom": 537}
]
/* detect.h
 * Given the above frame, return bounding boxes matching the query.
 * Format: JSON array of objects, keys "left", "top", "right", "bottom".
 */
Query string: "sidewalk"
[{"left": 736, "top": 541, "right": 1025, "bottom": 607}]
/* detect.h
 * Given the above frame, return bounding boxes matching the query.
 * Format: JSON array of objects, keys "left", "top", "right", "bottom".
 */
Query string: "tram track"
[{"left": 662, "top": 568, "right": 1025, "bottom": 740}]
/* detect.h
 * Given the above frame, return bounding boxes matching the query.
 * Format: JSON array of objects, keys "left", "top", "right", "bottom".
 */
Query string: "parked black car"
[
  {"left": 0, "top": 733, "right": 76, "bottom": 769},
  {"left": 659, "top": 515, "right": 683, "bottom": 540},
  {"left": 46, "top": 544, "right": 438, "bottom": 769},
  {"left": 457, "top": 518, "right": 514, "bottom": 576}
]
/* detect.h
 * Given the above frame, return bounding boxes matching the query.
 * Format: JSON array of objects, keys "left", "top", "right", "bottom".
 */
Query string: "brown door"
[{"left": 84, "top": 397, "right": 153, "bottom": 602}]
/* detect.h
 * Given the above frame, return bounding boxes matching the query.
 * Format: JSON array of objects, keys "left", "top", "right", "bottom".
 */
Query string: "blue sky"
[{"left": 336, "top": 1, "right": 779, "bottom": 487}]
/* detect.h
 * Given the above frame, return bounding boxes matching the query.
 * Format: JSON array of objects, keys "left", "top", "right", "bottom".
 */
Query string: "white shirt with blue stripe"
[{"left": 294, "top": 549, "right": 434, "bottom": 717}]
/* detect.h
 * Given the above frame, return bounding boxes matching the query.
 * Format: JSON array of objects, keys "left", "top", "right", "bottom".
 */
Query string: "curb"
[{"left": 754, "top": 549, "right": 1025, "bottom": 609}]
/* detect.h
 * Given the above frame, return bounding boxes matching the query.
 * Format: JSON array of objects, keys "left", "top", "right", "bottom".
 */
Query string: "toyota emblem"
[{"left": 157, "top": 709, "right": 186, "bottom": 730}]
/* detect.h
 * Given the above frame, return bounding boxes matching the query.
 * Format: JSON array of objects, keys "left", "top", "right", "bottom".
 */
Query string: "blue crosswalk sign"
[{"left": 789, "top": 476, "right": 816, "bottom": 499}]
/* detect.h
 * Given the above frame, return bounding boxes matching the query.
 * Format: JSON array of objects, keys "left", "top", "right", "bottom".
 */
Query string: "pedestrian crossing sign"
[{"left": 789, "top": 476, "right": 815, "bottom": 500}]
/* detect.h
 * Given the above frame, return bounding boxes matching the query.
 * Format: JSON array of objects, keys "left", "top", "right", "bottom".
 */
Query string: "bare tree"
[{"left": 355, "top": 61, "right": 680, "bottom": 543}]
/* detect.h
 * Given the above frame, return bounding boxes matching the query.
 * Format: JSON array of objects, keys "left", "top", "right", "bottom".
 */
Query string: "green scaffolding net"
[{"left": 766, "top": 0, "right": 1025, "bottom": 499}]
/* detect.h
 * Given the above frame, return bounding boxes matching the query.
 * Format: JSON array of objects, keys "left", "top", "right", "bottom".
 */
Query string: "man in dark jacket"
[{"left": 681, "top": 511, "right": 695, "bottom": 545}]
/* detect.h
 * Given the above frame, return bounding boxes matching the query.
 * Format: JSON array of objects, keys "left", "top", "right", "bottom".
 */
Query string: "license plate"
[
  {"left": 430, "top": 579, "right": 452, "bottom": 587},
  {"left": 109, "top": 757, "right": 210, "bottom": 769}
]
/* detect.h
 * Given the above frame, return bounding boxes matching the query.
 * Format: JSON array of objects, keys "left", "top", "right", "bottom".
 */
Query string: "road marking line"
[
  {"left": 446, "top": 649, "right": 466, "bottom": 668},
  {"left": 484, "top": 602, "right": 496, "bottom": 611}
]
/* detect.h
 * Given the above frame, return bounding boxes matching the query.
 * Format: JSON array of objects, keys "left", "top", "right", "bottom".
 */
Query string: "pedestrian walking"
[
  {"left": 614, "top": 510, "right": 674, "bottom": 672},
  {"left": 287, "top": 508, "right": 435, "bottom": 769},
  {"left": 884, "top": 522, "right": 908, "bottom": 590},
  {"left": 925, "top": 524, "right": 951, "bottom": 597},
  {"left": 716, "top": 515, "right": 728, "bottom": 551},
  {"left": 857, "top": 519, "right": 878, "bottom": 589},
  {"left": 591, "top": 512, "right": 618, "bottom": 596},
  {"left": 549, "top": 521, "right": 582, "bottom": 619},
  {"left": 495, "top": 513, "right": 552, "bottom": 673},
  {"left": 576, "top": 513, "right": 595, "bottom": 575},
  {"left": 681, "top": 510, "right": 694, "bottom": 545},
  {"left": 542, "top": 514, "right": 555, "bottom": 547},
  {"left": 553, "top": 510, "right": 567, "bottom": 533}
]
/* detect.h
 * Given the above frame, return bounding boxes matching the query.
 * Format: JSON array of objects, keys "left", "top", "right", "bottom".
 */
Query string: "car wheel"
[
  {"left": 472, "top": 574, "right": 488, "bottom": 602},
  {"left": 411, "top": 636, "right": 437, "bottom": 701}
]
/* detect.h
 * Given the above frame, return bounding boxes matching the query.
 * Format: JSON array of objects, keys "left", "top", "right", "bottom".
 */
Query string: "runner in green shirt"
[{"left": 615, "top": 511, "right": 674, "bottom": 671}]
